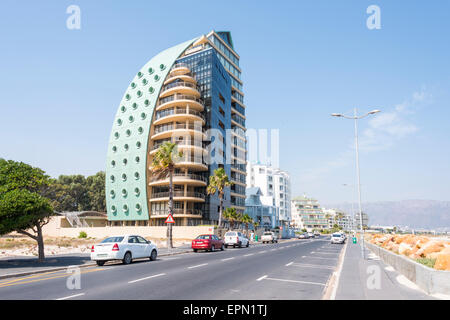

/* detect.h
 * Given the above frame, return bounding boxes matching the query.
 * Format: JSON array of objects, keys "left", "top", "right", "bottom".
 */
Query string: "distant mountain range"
[{"left": 322, "top": 200, "right": 450, "bottom": 229}]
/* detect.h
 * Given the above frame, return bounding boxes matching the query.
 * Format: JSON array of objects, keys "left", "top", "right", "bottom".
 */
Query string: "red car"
[{"left": 191, "top": 234, "right": 225, "bottom": 252}]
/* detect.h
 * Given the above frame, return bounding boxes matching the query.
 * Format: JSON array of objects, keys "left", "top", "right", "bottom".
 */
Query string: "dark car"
[{"left": 192, "top": 234, "right": 224, "bottom": 252}]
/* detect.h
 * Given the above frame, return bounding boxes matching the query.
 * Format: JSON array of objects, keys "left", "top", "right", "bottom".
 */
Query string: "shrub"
[
  {"left": 416, "top": 257, "right": 436, "bottom": 269},
  {"left": 78, "top": 231, "right": 87, "bottom": 239}
]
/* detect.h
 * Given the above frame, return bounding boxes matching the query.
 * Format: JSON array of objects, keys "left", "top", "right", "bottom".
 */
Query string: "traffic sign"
[{"left": 165, "top": 213, "right": 175, "bottom": 224}]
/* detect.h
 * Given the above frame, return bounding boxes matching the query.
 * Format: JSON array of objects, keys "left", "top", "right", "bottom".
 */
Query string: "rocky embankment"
[{"left": 368, "top": 234, "right": 450, "bottom": 271}]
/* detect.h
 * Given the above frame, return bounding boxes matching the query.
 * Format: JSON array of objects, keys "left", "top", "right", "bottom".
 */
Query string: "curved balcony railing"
[
  {"left": 151, "top": 208, "right": 203, "bottom": 216},
  {"left": 152, "top": 139, "right": 206, "bottom": 151},
  {"left": 151, "top": 191, "right": 206, "bottom": 200},
  {"left": 153, "top": 123, "right": 204, "bottom": 135},
  {"left": 150, "top": 173, "right": 207, "bottom": 183},
  {"left": 161, "top": 81, "right": 200, "bottom": 93},
  {"left": 157, "top": 94, "right": 203, "bottom": 107},
  {"left": 171, "top": 62, "right": 189, "bottom": 70},
  {"left": 155, "top": 108, "right": 205, "bottom": 121}
]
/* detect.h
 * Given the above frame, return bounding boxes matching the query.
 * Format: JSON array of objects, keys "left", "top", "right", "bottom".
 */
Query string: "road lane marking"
[
  {"left": 256, "top": 275, "right": 268, "bottom": 281},
  {"left": 56, "top": 293, "right": 85, "bottom": 300},
  {"left": 259, "top": 250, "right": 267, "bottom": 253},
  {"left": 128, "top": 273, "right": 166, "bottom": 284},
  {"left": 290, "top": 263, "right": 334, "bottom": 269},
  {"left": 264, "top": 277, "right": 325, "bottom": 286},
  {"left": 188, "top": 263, "right": 208, "bottom": 269},
  {"left": 270, "top": 249, "right": 276, "bottom": 251},
  {"left": 314, "top": 252, "right": 338, "bottom": 255},
  {"left": 285, "top": 262, "right": 293, "bottom": 266},
  {"left": 244, "top": 253, "right": 254, "bottom": 257},
  {"left": 302, "top": 256, "right": 337, "bottom": 260},
  {"left": 221, "top": 257, "right": 235, "bottom": 261}
]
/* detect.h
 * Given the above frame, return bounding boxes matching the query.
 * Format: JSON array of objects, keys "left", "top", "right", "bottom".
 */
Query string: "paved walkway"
[{"left": 335, "top": 240, "right": 435, "bottom": 300}]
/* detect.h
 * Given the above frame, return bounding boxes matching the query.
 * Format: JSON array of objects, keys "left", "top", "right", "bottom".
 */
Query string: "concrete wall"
[
  {"left": 366, "top": 242, "right": 450, "bottom": 295},
  {"left": 41, "top": 217, "right": 215, "bottom": 240}
]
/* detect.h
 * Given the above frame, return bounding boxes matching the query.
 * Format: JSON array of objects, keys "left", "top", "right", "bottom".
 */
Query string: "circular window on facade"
[
  {"left": 149, "top": 87, "right": 155, "bottom": 94},
  {"left": 132, "top": 103, "right": 138, "bottom": 110},
  {"left": 135, "top": 156, "right": 140, "bottom": 163},
  {"left": 131, "top": 82, "right": 136, "bottom": 89},
  {"left": 137, "top": 90, "right": 142, "bottom": 97},
  {"left": 122, "top": 189, "right": 127, "bottom": 197},
  {"left": 148, "top": 67, "right": 154, "bottom": 74},
  {"left": 137, "top": 72, "right": 143, "bottom": 78},
  {"left": 110, "top": 175, "right": 115, "bottom": 183},
  {"left": 117, "top": 118, "right": 122, "bottom": 126},
  {"left": 159, "top": 64, "right": 166, "bottom": 70},
  {"left": 124, "top": 144, "right": 129, "bottom": 151},
  {"left": 142, "top": 79, "right": 148, "bottom": 85},
  {"left": 114, "top": 132, "right": 120, "bottom": 139},
  {"left": 121, "top": 106, "right": 126, "bottom": 113},
  {"left": 112, "top": 146, "right": 117, "bottom": 152},
  {"left": 140, "top": 113, "right": 146, "bottom": 120},
  {"left": 110, "top": 190, "right": 115, "bottom": 198},
  {"left": 154, "top": 75, "right": 160, "bottom": 81},
  {"left": 111, "top": 205, "right": 117, "bottom": 213},
  {"left": 134, "top": 188, "right": 140, "bottom": 196},
  {"left": 123, "top": 204, "right": 129, "bottom": 213},
  {"left": 136, "top": 141, "right": 141, "bottom": 149},
  {"left": 122, "top": 174, "right": 127, "bottom": 181},
  {"left": 135, "top": 203, "right": 142, "bottom": 212},
  {"left": 123, "top": 158, "right": 127, "bottom": 165},
  {"left": 111, "top": 160, "right": 116, "bottom": 167},
  {"left": 134, "top": 172, "right": 140, "bottom": 180},
  {"left": 126, "top": 129, "right": 131, "bottom": 137},
  {"left": 125, "top": 93, "right": 131, "bottom": 100},
  {"left": 128, "top": 115, "right": 134, "bottom": 123},
  {"left": 138, "top": 127, "right": 143, "bottom": 134},
  {"left": 144, "top": 99, "right": 150, "bottom": 106}
]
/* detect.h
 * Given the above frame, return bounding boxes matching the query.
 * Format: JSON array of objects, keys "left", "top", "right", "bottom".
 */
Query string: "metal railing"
[
  {"left": 151, "top": 208, "right": 203, "bottom": 216},
  {"left": 150, "top": 173, "right": 207, "bottom": 183},
  {"left": 161, "top": 81, "right": 199, "bottom": 93},
  {"left": 151, "top": 191, "right": 206, "bottom": 200},
  {"left": 157, "top": 94, "right": 203, "bottom": 107},
  {"left": 155, "top": 107, "right": 205, "bottom": 121},
  {"left": 153, "top": 123, "right": 204, "bottom": 135}
]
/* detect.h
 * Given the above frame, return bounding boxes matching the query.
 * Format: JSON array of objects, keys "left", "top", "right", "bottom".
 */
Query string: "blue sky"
[{"left": 0, "top": 1, "right": 449, "bottom": 203}]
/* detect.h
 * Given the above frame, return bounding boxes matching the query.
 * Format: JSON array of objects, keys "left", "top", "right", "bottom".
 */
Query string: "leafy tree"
[
  {"left": 150, "top": 142, "right": 182, "bottom": 249},
  {"left": 223, "top": 207, "right": 238, "bottom": 230},
  {"left": 0, "top": 159, "right": 54, "bottom": 261},
  {"left": 241, "top": 213, "right": 253, "bottom": 237},
  {"left": 86, "top": 171, "right": 106, "bottom": 212},
  {"left": 207, "top": 168, "right": 233, "bottom": 229}
]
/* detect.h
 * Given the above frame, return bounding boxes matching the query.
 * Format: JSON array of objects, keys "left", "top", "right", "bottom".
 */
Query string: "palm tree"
[
  {"left": 223, "top": 207, "right": 238, "bottom": 230},
  {"left": 206, "top": 167, "right": 233, "bottom": 229},
  {"left": 241, "top": 213, "right": 253, "bottom": 237},
  {"left": 150, "top": 142, "right": 182, "bottom": 249}
]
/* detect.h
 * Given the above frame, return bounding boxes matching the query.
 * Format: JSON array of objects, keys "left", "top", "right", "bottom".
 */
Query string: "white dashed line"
[
  {"left": 256, "top": 275, "right": 268, "bottom": 281},
  {"left": 285, "top": 262, "right": 293, "bottom": 266},
  {"left": 244, "top": 253, "right": 254, "bottom": 257},
  {"left": 188, "top": 263, "right": 208, "bottom": 269},
  {"left": 221, "top": 257, "right": 235, "bottom": 261},
  {"left": 128, "top": 273, "right": 166, "bottom": 284},
  {"left": 263, "top": 277, "right": 325, "bottom": 286},
  {"left": 56, "top": 293, "right": 85, "bottom": 300}
]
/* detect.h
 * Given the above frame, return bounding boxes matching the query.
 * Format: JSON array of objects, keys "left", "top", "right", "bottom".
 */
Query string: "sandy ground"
[{"left": 0, "top": 236, "right": 192, "bottom": 258}]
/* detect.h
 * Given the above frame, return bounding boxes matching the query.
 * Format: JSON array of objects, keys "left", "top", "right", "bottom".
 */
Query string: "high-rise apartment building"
[
  {"left": 246, "top": 162, "right": 291, "bottom": 226},
  {"left": 291, "top": 195, "right": 328, "bottom": 231},
  {"left": 105, "top": 31, "right": 246, "bottom": 226}
]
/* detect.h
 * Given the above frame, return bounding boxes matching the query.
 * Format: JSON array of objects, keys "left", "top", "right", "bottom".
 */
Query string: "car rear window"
[
  {"left": 196, "top": 235, "right": 211, "bottom": 239},
  {"left": 225, "top": 232, "right": 236, "bottom": 236},
  {"left": 264, "top": 232, "right": 272, "bottom": 235},
  {"left": 333, "top": 234, "right": 342, "bottom": 237},
  {"left": 101, "top": 236, "right": 124, "bottom": 243}
]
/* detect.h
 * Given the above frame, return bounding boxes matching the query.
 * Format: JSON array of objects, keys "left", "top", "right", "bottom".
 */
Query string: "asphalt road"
[{"left": 0, "top": 236, "right": 343, "bottom": 300}]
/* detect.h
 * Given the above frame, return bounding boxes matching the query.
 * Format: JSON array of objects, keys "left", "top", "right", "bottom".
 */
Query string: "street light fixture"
[{"left": 332, "top": 108, "right": 381, "bottom": 259}]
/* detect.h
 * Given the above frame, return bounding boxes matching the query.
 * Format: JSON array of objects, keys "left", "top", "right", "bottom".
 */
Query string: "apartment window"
[{"left": 259, "top": 168, "right": 265, "bottom": 174}]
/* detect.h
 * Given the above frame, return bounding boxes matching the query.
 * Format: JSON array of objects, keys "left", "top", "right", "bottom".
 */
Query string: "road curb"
[
  {"left": 0, "top": 249, "right": 192, "bottom": 281},
  {"left": 322, "top": 241, "right": 348, "bottom": 300}
]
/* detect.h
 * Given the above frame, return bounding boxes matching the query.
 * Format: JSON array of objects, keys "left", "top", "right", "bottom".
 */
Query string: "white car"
[
  {"left": 224, "top": 231, "right": 249, "bottom": 248},
  {"left": 261, "top": 231, "right": 278, "bottom": 243},
  {"left": 330, "top": 233, "right": 345, "bottom": 244},
  {"left": 307, "top": 232, "right": 314, "bottom": 238},
  {"left": 91, "top": 235, "right": 158, "bottom": 266}
]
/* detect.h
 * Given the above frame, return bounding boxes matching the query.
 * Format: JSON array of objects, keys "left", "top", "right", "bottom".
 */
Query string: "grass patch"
[{"left": 416, "top": 257, "right": 436, "bottom": 269}]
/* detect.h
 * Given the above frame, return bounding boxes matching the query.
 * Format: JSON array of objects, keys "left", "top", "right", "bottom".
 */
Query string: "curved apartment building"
[{"left": 106, "top": 31, "right": 247, "bottom": 226}]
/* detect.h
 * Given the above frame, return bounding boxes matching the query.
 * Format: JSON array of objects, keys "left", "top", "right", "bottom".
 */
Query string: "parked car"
[
  {"left": 192, "top": 234, "right": 224, "bottom": 252},
  {"left": 224, "top": 231, "right": 249, "bottom": 248},
  {"left": 298, "top": 233, "right": 308, "bottom": 239},
  {"left": 307, "top": 232, "right": 314, "bottom": 238},
  {"left": 261, "top": 231, "right": 278, "bottom": 243},
  {"left": 330, "top": 232, "right": 346, "bottom": 244},
  {"left": 91, "top": 235, "right": 158, "bottom": 266},
  {"left": 313, "top": 231, "right": 321, "bottom": 237}
]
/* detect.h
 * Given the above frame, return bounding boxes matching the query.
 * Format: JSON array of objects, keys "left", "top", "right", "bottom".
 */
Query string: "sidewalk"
[
  {"left": 335, "top": 240, "right": 435, "bottom": 300},
  {"left": 0, "top": 245, "right": 191, "bottom": 279}
]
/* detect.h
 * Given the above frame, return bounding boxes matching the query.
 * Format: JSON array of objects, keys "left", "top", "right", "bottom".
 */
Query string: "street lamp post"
[{"left": 332, "top": 108, "right": 380, "bottom": 259}]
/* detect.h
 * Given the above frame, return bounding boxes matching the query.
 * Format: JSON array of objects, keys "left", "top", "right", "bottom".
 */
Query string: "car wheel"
[
  {"left": 221, "top": 244, "right": 225, "bottom": 251},
  {"left": 122, "top": 252, "right": 132, "bottom": 264},
  {"left": 211, "top": 245, "right": 215, "bottom": 252},
  {"left": 246, "top": 241, "right": 249, "bottom": 247},
  {"left": 96, "top": 260, "right": 105, "bottom": 266},
  {"left": 225, "top": 244, "right": 228, "bottom": 249},
  {"left": 272, "top": 240, "right": 274, "bottom": 243},
  {"left": 149, "top": 249, "right": 157, "bottom": 261},
  {"left": 238, "top": 241, "right": 242, "bottom": 248}
]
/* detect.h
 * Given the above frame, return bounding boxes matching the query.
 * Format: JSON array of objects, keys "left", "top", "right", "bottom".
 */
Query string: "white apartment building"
[
  {"left": 246, "top": 162, "right": 291, "bottom": 226},
  {"left": 322, "top": 208, "right": 353, "bottom": 231}
]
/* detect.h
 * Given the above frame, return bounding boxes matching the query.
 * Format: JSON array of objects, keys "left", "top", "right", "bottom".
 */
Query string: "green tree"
[
  {"left": 241, "top": 213, "right": 253, "bottom": 237},
  {"left": 207, "top": 168, "right": 233, "bottom": 229},
  {"left": 223, "top": 207, "right": 238, "bottom": 230},
  {"left": 86, "top": 171, "right": 106, "bottom": 212},
  {"left": 150, "top": 142, "right": 182, "bottom": 249},
  {"left": 0, "top": 159, "right": 54, "bottom": 261}
]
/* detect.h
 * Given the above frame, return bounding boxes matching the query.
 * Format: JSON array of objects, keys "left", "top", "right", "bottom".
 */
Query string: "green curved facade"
[{"left": 106, "top": 38, "right": 198, "bottom": 221}]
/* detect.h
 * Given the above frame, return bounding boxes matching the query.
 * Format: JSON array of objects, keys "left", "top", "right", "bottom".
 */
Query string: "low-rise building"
[
  {"left": 323, "top": 208, "right": 352, "bottom": 231},
  {"left": 291, "top": 195, "right": 328, "bottom": 231},
  {"left": 244, "top": 187, "right": 278, "bottom": 229}
]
